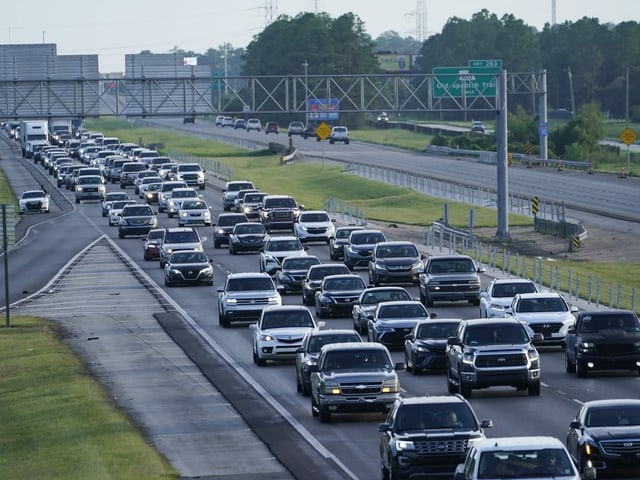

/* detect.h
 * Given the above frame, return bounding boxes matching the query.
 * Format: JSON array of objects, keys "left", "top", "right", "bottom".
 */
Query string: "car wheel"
[
  {"left": 576, "top": 359, "right": 588, "bottom": 378},
  {"left": 301, "top": 380, "right": 310, "bottom": 397},
  {"left": 118, "top": 233, "right": 125, "bottom": 239},
  {"left": 381, "top": 458, "right": 390, "bottom": 480},
  {"left": 405, "top": 353, "right": 413, "bottom": 373},
  {"left": 458, "top": 371, "right": 472, "bottom": 398},
  {"left": 213, "top": 240, "right": 220, "bottom": 249},
  {"left": 318, "top": 404, "right": 331, "bottom": 423},
  {"left": 565, "top": 352, "right": 576, "bottom": 373},
  {"left": 101, "top": 211, "right": 107, "bottom": 217},
  {"left": 164, "top": 278, "right": 172, "bottom": 287},
  {"left": 329, "top": 139, "right": 334, "bottom": 144},
  {"left": 311, "top": 395, "right": 319, "bottom": 417},
  {"left": 471, "top": 298, "right": 480, "bottom": 306},
  {"left": 447, "top": 371, "right": 457, "bottom": 394},
  {"left": 75, "top": 198, "right": 80, "bottom": 204},
  {"left": 219, "top": 313, "right": 230, "bottom": 328},
  {"left": 528, "top": 382, "right": 541, "bottom": 396},
  {"left": 296, "top": 371, "right": 302, "bottom": 393},
  {"left": 345, "top": 140, "right": 349, "bottom": 145},
  {"left": 199, "top": 185, "right": 205, "bottom": 191}
]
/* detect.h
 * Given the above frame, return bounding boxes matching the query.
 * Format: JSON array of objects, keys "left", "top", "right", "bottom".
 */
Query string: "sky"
[{"left": 1, "top": 0, "right": 637, "bottom": 73}]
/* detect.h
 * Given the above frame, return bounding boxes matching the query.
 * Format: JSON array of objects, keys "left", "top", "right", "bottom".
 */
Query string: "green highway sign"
[
  {"left": 432, "top": 66, "right": 499, "bottom": 98},
  {"left": 468, "top": 59, "right": 502, "bottom": 68}
]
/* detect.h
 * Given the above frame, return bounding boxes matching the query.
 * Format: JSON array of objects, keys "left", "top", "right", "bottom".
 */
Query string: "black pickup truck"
[{"left": 564, "top": 310, "right": 640, "bottom": 377}]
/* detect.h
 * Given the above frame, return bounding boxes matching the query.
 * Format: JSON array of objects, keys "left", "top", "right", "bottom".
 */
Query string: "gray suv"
[
  {"left": 217, "top": 273, "right": 281, "bottom": 328},
  {"left": 418, "top": 254, "right": 484, "bottom": 307},
  {"left": 309, "top": 342, "right": 404, "bottom": 423}
]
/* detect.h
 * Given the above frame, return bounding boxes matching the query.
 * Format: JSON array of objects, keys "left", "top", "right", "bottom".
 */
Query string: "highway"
[{"left": 1, "top": 129, "right": 638, "bottom": 479}]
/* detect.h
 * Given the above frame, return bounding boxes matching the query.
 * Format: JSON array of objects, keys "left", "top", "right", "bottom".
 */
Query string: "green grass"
[{"left": 0, "top": 316, "right": 177, "bottom": 480}]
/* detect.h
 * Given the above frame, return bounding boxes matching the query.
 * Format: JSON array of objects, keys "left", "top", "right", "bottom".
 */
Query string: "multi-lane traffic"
[{"left": 2, "top": 129, "right": 639, "bottom": 480}]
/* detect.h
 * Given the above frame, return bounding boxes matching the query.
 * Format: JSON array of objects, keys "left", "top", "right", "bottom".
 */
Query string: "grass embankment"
[
  {"left": 0, "top": 316, "right": 177, "bottom": 479},
  {"left": 85, "top": 119, "right": 640, "bottom": 306}
]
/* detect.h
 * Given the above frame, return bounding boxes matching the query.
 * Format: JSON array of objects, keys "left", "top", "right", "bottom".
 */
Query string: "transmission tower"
[
  {"left": 405, "top": 0, "right": 427, "bottom": 42},
  {"left": 551, "top": 0, "right": 557, "bottom": 26},
  {"left": 264, "top": 0, "right": 277, "bottom": 26}
]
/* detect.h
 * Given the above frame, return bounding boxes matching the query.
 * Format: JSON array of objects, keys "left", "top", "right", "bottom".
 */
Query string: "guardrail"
[{"left": 425, "top": 145, "right": 591, "bottom": 171}]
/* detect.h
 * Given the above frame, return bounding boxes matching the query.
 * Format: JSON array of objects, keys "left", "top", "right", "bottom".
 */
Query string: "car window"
[
  {"left": 236, "top": 224, "right": 265, "bottom": 234},
  {"left": 262, "top": 310, "right": 313, "bottom": 329},
  {"left": 227, "top": 277, "right": 274, "bottom": 291},
  {"left": 282, "top": 257, "right": 319, "bottom": 270},
  {"left": 324, "top": 350, "right": 390, "bottom": 370},
  {"left": 464, "top": 325, "right": 529, "bottom": 345},
  {"left": 308, "top": 334, "right": 359, "bottom": 353},
  {"left": 165, "top": 231, "right": 199, "bottom": 243},
  {"left": 417, "top": 322, "right": 459, "bottom": 339},
  {"left": 123, "top": 206, "right": 153, "bottom": 216},
  {"left": 300, "top": 213, "right": 329, "bottom": 222}
]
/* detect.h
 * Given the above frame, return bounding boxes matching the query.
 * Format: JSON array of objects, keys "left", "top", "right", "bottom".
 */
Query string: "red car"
[
  {"left": 142, "top": 228, "right": 165, "bottom": 261},
  {"left": 265, "top": 121, "right": 279, "bottom": 134}
]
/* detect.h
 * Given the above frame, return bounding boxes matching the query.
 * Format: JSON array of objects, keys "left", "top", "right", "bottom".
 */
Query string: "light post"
[{"left": 223, "top": 43, "right": 229, "bottom": 95}]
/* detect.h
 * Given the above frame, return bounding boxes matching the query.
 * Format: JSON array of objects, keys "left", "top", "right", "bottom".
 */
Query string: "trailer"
[{"left": 19, "top": 120, "right": 49, "bottom": 158}]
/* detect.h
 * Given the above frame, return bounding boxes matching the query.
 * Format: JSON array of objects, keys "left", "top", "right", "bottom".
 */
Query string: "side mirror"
[
  {"left": 531, "top": 333, "right": 545, "bottom": 344},
  {"left": 569, "top": 420, "right": 581, "bottom": 429},
  {"left": 249, "top": 324, "right": 257, "bottom": 331},
  {"left": 405, "top": 334, "right": 413, "bottom": 340},
  {"left": 480, "top": 419, "right": 493, "bottom": 429},
  {"left": 447, "top": 337, "right": 460, "bottom": 346},
  {"left": 394, "top": 362, "right": 406, "bottom": 371},
  {"left": 566, "top": 324, "right": 576, "bottom": 334},
  {"left": 429, "top": 312, "right": 439, "bottom": 319},
  {"left": 296, "top": 347, "right": 304, "bottom": 354},
  {"left": 377, "top": 423, "right": 390, "bottom": 432}
]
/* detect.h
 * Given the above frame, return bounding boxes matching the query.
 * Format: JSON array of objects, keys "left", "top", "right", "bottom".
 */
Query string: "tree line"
[{"left": 166, "top": 9, "right": 639, "bottom": 122}]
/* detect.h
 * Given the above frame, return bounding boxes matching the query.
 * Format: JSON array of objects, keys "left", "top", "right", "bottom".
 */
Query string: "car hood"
[
  {"left": 586, "top": 426, "right": 640, "bottom": 440},
  {"left": 224, "top": 290, "right": 277, "bottom": 299},
  {"left": 259, "top": 327, "right": 314, "bottom": 338},
  {"left": 324, "top": 370, "right": 396, "bottom": 379},
  {"left": 577, "top": 331, "right": 640, "bottom": 341},
  {"left": 515, "top": 312, "right": 573, "bottom": 324},
  {"left": 376, "top": 317, "right": 428, "bottom": 328},
  {"left": 376, "top": 257, "right": 420, "bottom": 267},
  {"left": 322, "top": 288, "right": 364, "bottom": 297},
  {"left": 167, "top": 261, "right": 210, "bottom": 270},
  {"left": 428, "top": 272, "right": 478, "bottom": 281},
  {"left": 299, "top": 221, "right": 332, "bottom": 228},
  {"left": 465, "top": 345, "right": 529, "bottom": 354},
  {"left": 234, "top": 233, "right": 266, "bottom": 241},
  {"left": 264, "top": 250, "right": 306, "bottom": 260},
  {"left": 394, "top": 429, "right": 483, "bottom": 439},
  {"left": 413, "top": 339, "right": 448, "bottom": 352},
  {"left": 162, "top": 242, "right": 201, "bottom": 251}
]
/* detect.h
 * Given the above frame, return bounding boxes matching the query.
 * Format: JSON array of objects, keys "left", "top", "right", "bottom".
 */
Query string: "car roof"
[
  {"left": 492, "top": 278, "right": 536, "bottom": 284},
  {"left": 375, "top": 241, "right": 416, "bottom": 247},
  {"left": 362, "top": 286, "right": 410, "bottom": 293},
  {"left": 515, "top": 292, "right": 563, "bottom": 299},
  {"left": 227, "top": 272, "right": 273, "bottom": 279},
  {"left": 377, "top": 300, "right": 425, "bottom": 308},
  {"left": 323, "top": 274, "right": 364, "bottom": 281},
  {"left": 305, "top": 328, "right": 360, "bottom": 337},
  {"left": 428, "top": 254, "right": 473, "bottom": 260},
  {"left": 471, "top": 436, "right": 566, "bottom": 451},
  {"left": 461, "top": 317, "right": 523, "bottom": 327},
  {"left": 321, "top": 341, "right": 387, "bottom": 352},
  {"left": 262, "top": 305, "right": 311, "bottom": 313},
  {"left": 397, "top": 394, "right": 468, "bottom": 406},
  {"left": 165, "top": 227, "right": 196, "bottom": 233},
  {"left": 582, "top": 398, "right": 640, "bottom": 408},
  {"left": 414, "top": 318, "right": 462, "bottom": 325},
  {"left": 267, "top": 235, "right": 299, "bottom": 241}
]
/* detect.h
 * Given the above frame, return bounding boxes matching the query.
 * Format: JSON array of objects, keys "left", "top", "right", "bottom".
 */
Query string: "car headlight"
[
  {"left": 578, "top": 341, "right": 595, "bottom": 352},
  {"left": 462, "top": 352, "right": 474, "bottom": 365},
  {"left": 243, "top": 206, "right": 251, "bottom": 213},
  {"left": 395, "top": 440, "right": 416, "bottom": 451},
  {"left": 376, "top": 325, "right": 394, "bottom": 333},
  {"left": 225, "top": 297, "right": 238, "bottom": 305},
  {"left": 319, "top": 294, "right": 335, "bottom": 304},
  {"left": 216, "top": 228, "right": 225, "bottom": 234},
  {"left": 181, "top": 212, "right": 188, "bottom": 217},
  {"left": 489, "top": 303, "right": 505, "bottom": 311},
  {"left": 168, "top": 268, "right": 181, "bottom": 275},
  {"left": 267, "top": 295, "right": 281, "bottom": 305},
  {"left": 76, "top": 187, "right": 83, "bottom": 192},
  {"left": 382, "top": 377, "right": 399, "bottom": 393},
  {"left": 259, "top": 334, "right": 274, "bottom": 342},
  {"left": 373, "top": 262, "right": 387, "bottom": 271},
  {"left": 200, "top": 266, "right": 213, "bottom": 275},
  {"left": 320, "top": 379, "right": 340, "bottom": 395},
  {"left": 414, "top": 344, "right": 429, "bottom": 352},
  {"left": 410, "top": 261, "right": 422, "bottom": 272},
  {"left": 119, "top": 218, "right": 128, "bottom": 225}
]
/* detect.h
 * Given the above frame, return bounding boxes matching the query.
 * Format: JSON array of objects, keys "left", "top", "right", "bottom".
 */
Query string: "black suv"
[
  {"left": 343, "top": 229, "right": 386, "bottom": 270},
  {"left": 446, "top": 317, "right": 543, "bottom": 398},
  {"left": 301, "top": 263, "right": 351, "bottom": 306},
  {"left": 213, "top": 213, "right": 248, "bottom": 248},
  {"left": 379, "top": 395, "right": 492, "bottom": 480},
  {"left": 418, "top": 254, "right": 483, "bottom": 307},
  {"left": 565, "top": 310, "right": 640, "bottom": 377},
  {"left": 259, "top": 194, "right": 303, "bottom": 232}
]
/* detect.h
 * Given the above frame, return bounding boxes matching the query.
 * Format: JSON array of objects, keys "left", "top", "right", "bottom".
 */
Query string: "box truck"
[{"left": 19, "top": 120, "right": 49, "bottom": 158}]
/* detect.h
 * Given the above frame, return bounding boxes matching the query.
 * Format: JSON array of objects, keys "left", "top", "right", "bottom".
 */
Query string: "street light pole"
[{"left": 223, "top": 43, "right": 228, "bottom": 95}]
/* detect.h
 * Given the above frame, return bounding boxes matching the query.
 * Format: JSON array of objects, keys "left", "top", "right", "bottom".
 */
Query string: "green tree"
[
  {"left": 375, "top": 31, "right": 422, "bottom": 54},
  {"left": 549, "top": 102, "right": 605, "bottom": 157}
]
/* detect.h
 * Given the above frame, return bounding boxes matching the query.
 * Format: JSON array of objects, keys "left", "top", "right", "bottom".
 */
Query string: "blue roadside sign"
[{"left": 539, "top": 122, "right": 548, "bottom": 137}]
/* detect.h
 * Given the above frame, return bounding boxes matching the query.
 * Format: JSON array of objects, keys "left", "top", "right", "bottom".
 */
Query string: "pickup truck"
[{"left": 309, "top": 342, "right": 404, "bottom": 423}]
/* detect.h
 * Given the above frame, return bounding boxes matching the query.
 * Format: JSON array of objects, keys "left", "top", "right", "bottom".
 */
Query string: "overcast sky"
[{"left": 1, "top": 0, "right": 636, "bottom": 73}]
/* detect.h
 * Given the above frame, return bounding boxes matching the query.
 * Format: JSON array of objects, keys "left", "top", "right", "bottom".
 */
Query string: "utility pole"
[
  {"left": 302, "top": 59, "right": 309, "bottom": 121},
  {"left": 567, "top": 66, "right": 575, "bottom": 115}
]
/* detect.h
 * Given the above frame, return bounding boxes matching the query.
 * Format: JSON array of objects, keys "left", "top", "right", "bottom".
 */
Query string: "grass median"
[{"left": 0, "top": 316, "right": 177, "bottom": 479}]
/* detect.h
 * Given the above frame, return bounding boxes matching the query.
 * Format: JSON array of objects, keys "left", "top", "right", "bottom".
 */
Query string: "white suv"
[
  {"left": 454, "top": 436, "right": 594, "bottom": 480},
  {"left": 294, "top": 210, "right": 335, "bottom": 244},
  {"left": 329, "top": 126, "right": 350, "bottom": 144},
  {"left": 245, "top": 118, "right": 261, "bottom": 131}
]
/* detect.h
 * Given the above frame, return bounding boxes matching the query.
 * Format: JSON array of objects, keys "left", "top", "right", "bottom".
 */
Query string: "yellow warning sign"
[
  {"left": 315, "top": 122, "right": 331, "bottom": 140},
  {"left": 619, "top": 128, "right": 637, "bottom": 146}
]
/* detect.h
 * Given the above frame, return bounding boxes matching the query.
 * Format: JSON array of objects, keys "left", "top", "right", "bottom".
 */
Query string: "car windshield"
[
  {"left": 307, "top": 334, "right": 360, "bottom": 353},
  {"left": 300, "top": 213, "right": 330, "bottom": 222},
  {"left": 282, "top": 257, "right": 319, "bottom": 270},
  {"left": 164, "top": 231, "right": 199, "bottom": 243},
  {"left": 180, "top": 165, "right": 201, "bottom": 172},
  {"left": 517, "top": 297, "right": 568, "bottom": 313},
  {"left": 394, "top": 404, "right": 478, "bottom": 431},
  {"left": 266, "top": 198, "right": 296, "bottom": 208},
  {"left": 586, "top": 406, "right": 640, "bottom": 427},
  {"left": 228, "top": 183, "right": 253, "bottom": 192},
  {"left": 141, "top": 177, "right": 162, "bottom": 184},
  {"left": 111, "top": 201, "right": 134, "bottom": 209},
  {"left": 147, "top": 230, "right": 164, "bottom": 241},
  {"left": 268, "top": 240, "right": 302, "bottom": 251},
  {"left": 336, "top": 228, "right": 361, "bottom": 239},
  {"left": 416, "top": 322, "right": 459, "bottom": 340},
  {"left": 170, "top": 251, "right": 207, "bottom": 263},
  {"left": 377, "top": 245, "right": 418, "bottom": 258},
  {"left": 80, "top": 177, "right": 102, "bottom": 184},
  {"left": 123, "top": 206, "right": 153, "bottom": 216},
  {"left": 492, "top": 282, "right": 537, "bottom": 297},
  {"left": 323, "top": 350, "right": 391, "bottom": 371},
  {"left": 227, "top": 277, "right": 274, "bottom": 291},
  {"left": 236, "top": 224, "right": 266, "bottom": 234},
  {"left": 464, "top": 324, "right": 530, "bottom": 345},
  {"left": 324, "top": 277, "right": 365, "bottom": 290},
  {"left": 351, "top": 232, "right": 385, "bottom": 244},
  {"left": 362, "top": 289, "right": 411, "bottom": 304},
  {"left": 22, "top": 191, "right": 45, "bottom": 199},
  {"left": 218, "top": 216, "right": 246, "bottom": 226},
  {"left": 428, "top": 259, "right": 475, "bottom": 273},
  {"left": 261, "top": 310, "right": 314, "bottom": 329},
  {"left": 181, "top": 201, "right": 206, "bottom": 210},
  {"left": 244, "top": 194, "right": 266, "bottom": 203},
  {"left": 172, "top": 190, "right": 197, "bottom": 198},
  {"left": 378, "top": 304, "right": 427, "bottom": 319},
  {"left": 477, "top": 449, "right": 573, "bottom": 479},
  {"left": 105, "top": 193, "right": 129, "bottom": 202},
  {"left": 308, "top": 266, "right": 348, "bottom": 280},
  {"left": 580, "top": 313, "right": 640, "bottom": 333}
]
